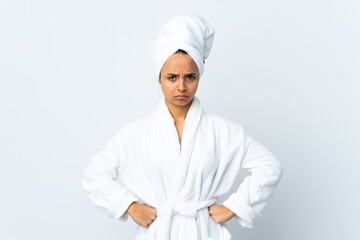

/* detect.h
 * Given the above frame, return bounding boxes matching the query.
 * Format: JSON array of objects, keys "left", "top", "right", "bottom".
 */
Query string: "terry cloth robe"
[{"left": 82, "top": 95, "right": 283, "bottom": 240}]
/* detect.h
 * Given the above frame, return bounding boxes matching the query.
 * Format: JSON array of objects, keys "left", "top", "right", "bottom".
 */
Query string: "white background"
[{"left": 1, "top": 0, "right": 359, "bottom": 239}]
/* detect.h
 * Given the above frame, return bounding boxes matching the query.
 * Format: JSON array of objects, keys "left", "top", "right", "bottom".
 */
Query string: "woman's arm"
[
  {"left": 82, "top": 132, "right": 140, "bottom": 221},
  {"left": 223, "top": 132, "right": 283, "bottom": 228}
]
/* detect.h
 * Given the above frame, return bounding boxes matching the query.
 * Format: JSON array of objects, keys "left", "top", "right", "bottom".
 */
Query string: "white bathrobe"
[{"left": 82, "top": 96, "right": 283, "bottom": 240}]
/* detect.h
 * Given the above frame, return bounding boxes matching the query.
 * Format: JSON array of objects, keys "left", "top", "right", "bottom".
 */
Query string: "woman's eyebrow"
[
  {"left": 166, "top": 73, "right": 197, "bottom": 76},
  {"left": 166, "top": 73, "right": 196, "bottom": 76}
]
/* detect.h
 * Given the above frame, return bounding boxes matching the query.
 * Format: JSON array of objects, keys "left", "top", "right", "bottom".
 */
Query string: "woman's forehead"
[{"left": 162, "top": 54, "right": 199, "bottom": 73}]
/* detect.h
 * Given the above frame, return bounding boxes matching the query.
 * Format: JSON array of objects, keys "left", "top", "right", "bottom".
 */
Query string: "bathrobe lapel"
[
  {"left": 154, "top": 95, "right": 203, "bottom": 197},
  {"left": 152, "top": 95, "right": 205, "bottom": 239}
]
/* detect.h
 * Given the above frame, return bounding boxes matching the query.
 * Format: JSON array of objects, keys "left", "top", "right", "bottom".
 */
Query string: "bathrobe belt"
[{"left": 156, "top": 197, "right": 219, "bottom": 240}]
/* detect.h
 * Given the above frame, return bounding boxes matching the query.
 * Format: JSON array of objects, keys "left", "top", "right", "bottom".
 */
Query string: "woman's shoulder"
[{"left": 202, "top": 111, "right": 247, "bottom": 146}]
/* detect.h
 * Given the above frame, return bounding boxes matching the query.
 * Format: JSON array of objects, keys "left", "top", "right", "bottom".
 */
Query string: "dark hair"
[
  {"left": 174, "top": 49, "right": 188, "bottom": 55},
  {"left": 159, "top": 49, "right": 188, "bottom": 80}
]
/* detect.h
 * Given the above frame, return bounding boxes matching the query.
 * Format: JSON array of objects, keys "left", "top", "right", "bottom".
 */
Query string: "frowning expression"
[{"left": 159, "top": 53, "right": 200, "bottom": 108}]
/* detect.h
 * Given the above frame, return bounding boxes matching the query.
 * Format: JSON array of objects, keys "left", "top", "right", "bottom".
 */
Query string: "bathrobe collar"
[{"left": 154, "top": 95, "right": 203, "bottom": 193}]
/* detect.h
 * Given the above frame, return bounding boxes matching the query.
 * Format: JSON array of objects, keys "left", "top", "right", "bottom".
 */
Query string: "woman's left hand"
[{"left": 208, "top": 204, "right": 235, "bottom": 224}]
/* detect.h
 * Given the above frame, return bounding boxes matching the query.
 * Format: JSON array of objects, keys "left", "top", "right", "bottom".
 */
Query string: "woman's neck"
[{"left": 165, "top": 98, "right": 193, "bottom": 122}]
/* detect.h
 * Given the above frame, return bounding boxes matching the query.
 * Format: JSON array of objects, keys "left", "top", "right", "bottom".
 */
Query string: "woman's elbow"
[
  {"left": 265, "top": 156, "right": 283, "bottom": 185},
  {"left": 272, "top": 158, "right": 283, "bottom": 183}
]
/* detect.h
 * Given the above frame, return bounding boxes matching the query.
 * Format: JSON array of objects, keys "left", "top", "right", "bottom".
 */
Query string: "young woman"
[{"left": 82, "top": 14, "right": 283, "bottom": 240}]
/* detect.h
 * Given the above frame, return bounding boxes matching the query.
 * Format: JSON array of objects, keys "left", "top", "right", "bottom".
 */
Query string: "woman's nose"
[{"left": 178, "top": 78, "right": 186, "bottom": 91}]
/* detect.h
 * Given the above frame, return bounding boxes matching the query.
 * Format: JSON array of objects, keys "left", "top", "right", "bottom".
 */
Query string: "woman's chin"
[{"left": 169, "top": 100, "right": 191, "bottom": 108}]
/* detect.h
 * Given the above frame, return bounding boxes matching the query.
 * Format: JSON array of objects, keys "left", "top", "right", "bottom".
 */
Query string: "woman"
[{"left": 82, "top": 14, "right": 283, "bottom": 240}]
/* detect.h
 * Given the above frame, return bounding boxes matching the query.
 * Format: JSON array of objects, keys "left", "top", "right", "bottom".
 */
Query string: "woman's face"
[{"left": 159, "top": 53, "right": 199, "bottom": 108}]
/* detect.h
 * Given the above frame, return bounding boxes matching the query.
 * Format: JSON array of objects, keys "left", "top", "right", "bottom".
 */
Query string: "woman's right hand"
[{"left": 126, "top": 202, "right": 157, "bottom": 227}]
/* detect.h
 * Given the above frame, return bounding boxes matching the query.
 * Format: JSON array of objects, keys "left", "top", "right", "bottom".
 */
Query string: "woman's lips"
[{"left": 175, "top": 95, "right": 188, "bottom": 100}]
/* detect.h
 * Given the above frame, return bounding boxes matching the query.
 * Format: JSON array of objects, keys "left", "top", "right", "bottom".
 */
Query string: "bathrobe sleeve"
[
  {"left": 82, "top": 131, "right": 140, "bottom": 221},
  {"left": 222, "top": 131, "right": 283, "bottom": 228}
]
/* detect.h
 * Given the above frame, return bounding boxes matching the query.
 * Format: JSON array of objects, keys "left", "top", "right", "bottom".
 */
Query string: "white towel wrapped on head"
[{"left": 153, "top": 13, "right": 215, "bottom": 79}]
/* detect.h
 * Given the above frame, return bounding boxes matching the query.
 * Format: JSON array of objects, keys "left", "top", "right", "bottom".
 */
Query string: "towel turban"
[{"left": 153, "top": 14, "right": 215, "bottom": 79}]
